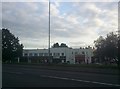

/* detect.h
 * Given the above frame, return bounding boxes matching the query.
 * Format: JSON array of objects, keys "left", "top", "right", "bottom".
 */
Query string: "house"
[{"left": 22, "top": 47, "right": 93, "bottom": 64}]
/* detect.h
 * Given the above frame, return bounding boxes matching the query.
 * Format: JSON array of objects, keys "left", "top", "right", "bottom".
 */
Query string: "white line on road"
[{"left": 41, "top": 75, "right": 120, "bottom": 87}]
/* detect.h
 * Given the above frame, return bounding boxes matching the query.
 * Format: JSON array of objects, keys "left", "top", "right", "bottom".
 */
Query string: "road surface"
[{"left": 2, "top": 64, "right": 120, "bottom": 87}]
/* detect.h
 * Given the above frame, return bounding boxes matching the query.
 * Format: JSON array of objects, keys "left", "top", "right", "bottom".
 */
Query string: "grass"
[
  {"left": 3, "top": 62, "right": 119, "bottom": 69},
  {"left": 47, "top": 63, "right": 118, "bottom": 69}
]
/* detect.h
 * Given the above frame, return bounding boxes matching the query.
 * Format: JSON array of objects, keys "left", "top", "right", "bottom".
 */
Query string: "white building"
[{"left": 23, "top": 47, "right": 93, "bottom": 64}]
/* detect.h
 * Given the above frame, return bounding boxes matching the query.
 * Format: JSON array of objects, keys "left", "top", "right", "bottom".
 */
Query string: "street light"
[{"left": 48, "top": 0, "right": 51, "bottom": 63}]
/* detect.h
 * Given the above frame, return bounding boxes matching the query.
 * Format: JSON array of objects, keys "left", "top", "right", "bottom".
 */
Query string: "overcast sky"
[{"left": 2, "top": 1, "right": 118, "bottom": 49}]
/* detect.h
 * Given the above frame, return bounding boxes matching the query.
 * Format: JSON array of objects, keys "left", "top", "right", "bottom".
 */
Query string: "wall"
[{"left": 23, "top": 47, "right": 93, "bottom": 64}]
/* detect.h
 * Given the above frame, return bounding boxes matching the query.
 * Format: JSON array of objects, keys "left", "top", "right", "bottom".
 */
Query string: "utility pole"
[{"left": 48, "top": 0, "right": 51, "bottom": 63}]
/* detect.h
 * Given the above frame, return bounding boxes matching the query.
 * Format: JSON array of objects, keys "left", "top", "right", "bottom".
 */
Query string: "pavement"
[{"left": 2, "top": 64, "right": 120, "bottom": 88}]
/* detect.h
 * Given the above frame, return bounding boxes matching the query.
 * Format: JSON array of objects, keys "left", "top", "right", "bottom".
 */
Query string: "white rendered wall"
[{"left": 23, "top": 47, "right": 93, "bottom": 64}]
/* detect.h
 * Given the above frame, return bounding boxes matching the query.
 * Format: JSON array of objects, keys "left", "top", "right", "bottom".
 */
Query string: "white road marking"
[{"left": 41, "top": 75, "right": 120, "bottom": 87}]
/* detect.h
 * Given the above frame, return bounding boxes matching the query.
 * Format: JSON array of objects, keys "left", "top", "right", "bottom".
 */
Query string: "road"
[{"left": 2, "top": 64, "right": 120, "bottom": 87}]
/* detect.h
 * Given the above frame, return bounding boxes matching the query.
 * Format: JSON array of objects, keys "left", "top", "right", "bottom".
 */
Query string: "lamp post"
[{"left": 48, "top": 0, "right": 51, "bottom": 63}]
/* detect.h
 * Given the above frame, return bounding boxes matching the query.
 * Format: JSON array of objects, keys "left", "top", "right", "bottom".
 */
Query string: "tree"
[
  {"left": 52, "top": 43, "right": 68, "bottom": 48},
  {"left": 94, "top": 36, "right": 106, "bottom": 63},
  {"left": 94, "top": 32, "right": 118, "bottom": 64},
  {"left": 105, "top": 32, "right": 118, "bottom": 62},
  {"left": 2, "top": 28, "right": 24, "bottom": 63},
  {"left": 52, "top": 43, "right": 59, "bottom": 48},
  {"left": 60, "top": 43, "right": 68, "bottom": 47}
]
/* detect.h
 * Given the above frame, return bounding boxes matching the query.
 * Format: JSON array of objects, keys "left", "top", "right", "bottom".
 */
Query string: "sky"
[{"left": 2, "top": 0, "right": 118, "bottom": 49}]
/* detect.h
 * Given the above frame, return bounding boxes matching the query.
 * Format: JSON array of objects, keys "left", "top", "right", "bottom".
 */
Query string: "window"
[
  {"left": 29, "top": 53, "right": 33, "bottom": 56},
  {"left": 54, "top": 53, "right": 60, "bottom": 56},
  {"left": 72, "top": 52, "right": 73, "bottom": 54},
  {"left": 82, "top": 51, "right": 85, "bottom": 54},
  {"left": 61, "top": 53, "right": 64, "bottom": 56},
  {"left": 50, "top": 53, "right": 52, "bottom": 56},
  {"left": 34, "top": 53, "right": 38, "bottom": 56},
  {"left": 24, "top": 53, "right": 28, "bottom": 56},
  {"left": 39, "top": 53, "right": 43, "bottom": 56},
  {"left": 58, "top": 53, "right": 60, "bottom": 56},
  {"left": 44, "top": 53, "right": 48, "bottom": 56},
  {"left": 75, "top": 52, "right": 78, "bottom": 55}
]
